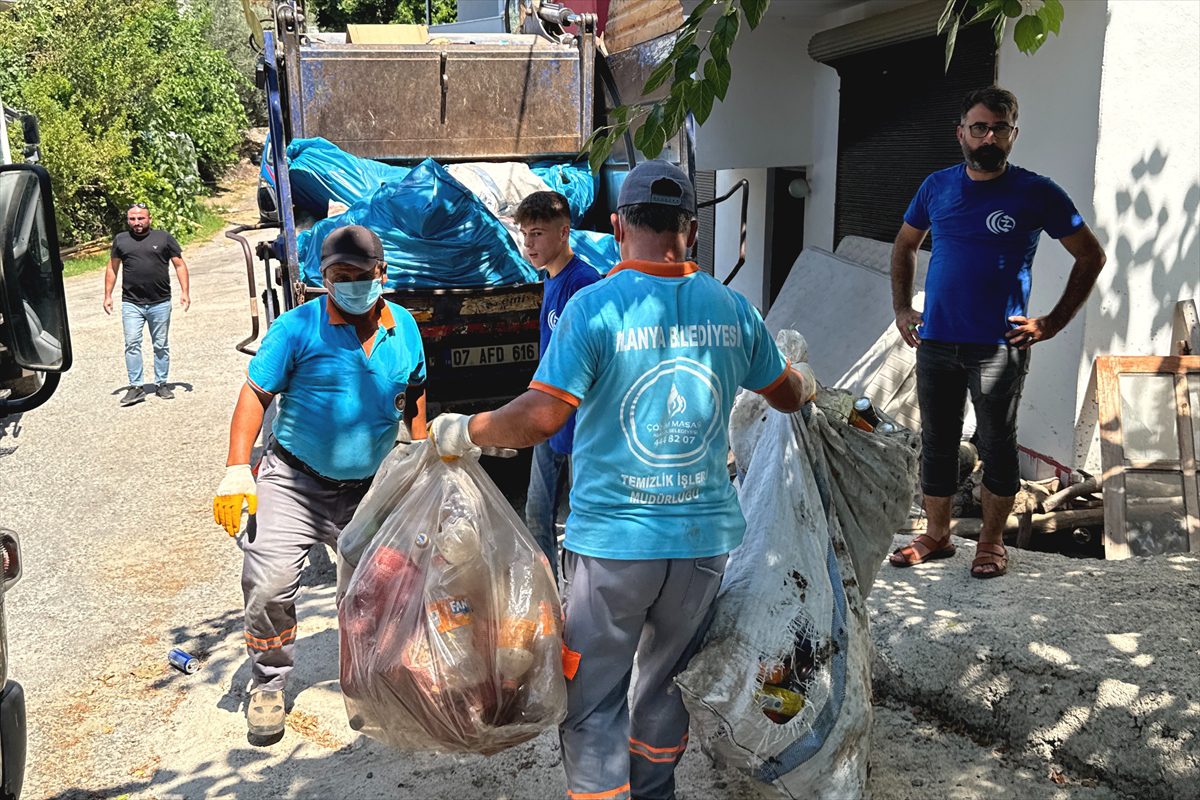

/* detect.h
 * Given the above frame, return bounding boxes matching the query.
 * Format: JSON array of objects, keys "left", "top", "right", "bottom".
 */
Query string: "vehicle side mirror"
[{"left": 0, "top": 163, "right": 70, "bottom": 375}]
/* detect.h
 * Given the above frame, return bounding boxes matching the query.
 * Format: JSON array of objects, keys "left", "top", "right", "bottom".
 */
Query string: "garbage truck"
[
  {"left": 232, "top": 0, "right": 716, "bottom": 418},
  {"left": 0, "top": 93, "right": 73, "bottom": 798}
]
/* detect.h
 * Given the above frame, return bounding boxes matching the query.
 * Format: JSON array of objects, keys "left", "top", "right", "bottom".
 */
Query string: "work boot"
[
  {"left": 246, "top": 688, "right": 286, "bottom": 746},
  {"left": 156, "top": 383, "right": 174, "bottom": 400},
  {"left": 120, "top": 386, "right": 146, "bottom": 407}
]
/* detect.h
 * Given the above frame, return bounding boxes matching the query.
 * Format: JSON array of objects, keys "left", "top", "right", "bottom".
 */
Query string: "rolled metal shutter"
[
  {"left": 695, "top": 169, "right": 716, "bottom": 275},
  {"left": 825, "top": 23, "right": 996, "bottom": 248}
]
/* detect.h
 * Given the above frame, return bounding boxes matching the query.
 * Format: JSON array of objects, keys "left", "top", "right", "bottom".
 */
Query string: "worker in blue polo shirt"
[
  {"left": 212, "top": 225, "right": 426, "bottom": 745},
  {"left": 429, "top": 161, "right": 815, "bottom": 800}
]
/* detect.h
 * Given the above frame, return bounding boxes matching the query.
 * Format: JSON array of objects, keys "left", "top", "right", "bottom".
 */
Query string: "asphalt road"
[{"left": 0, "top": 181, "right": 1125, "bottom": 800}]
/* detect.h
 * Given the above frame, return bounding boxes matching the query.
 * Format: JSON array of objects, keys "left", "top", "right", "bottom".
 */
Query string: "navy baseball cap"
[
  {"left": 320, "top": 225, "right": 385, "bottom": 272},
  {"left": 616, "top": 160, "right": 697, "bottom": 215}
]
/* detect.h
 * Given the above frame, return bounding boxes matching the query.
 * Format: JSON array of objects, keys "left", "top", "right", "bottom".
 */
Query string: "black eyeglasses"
[
  {"left": 128, "top": 202, "right": 148, "bottom": 210},
  {"left": 964, "top": 122, "right": 1015, "bottom": 140}
]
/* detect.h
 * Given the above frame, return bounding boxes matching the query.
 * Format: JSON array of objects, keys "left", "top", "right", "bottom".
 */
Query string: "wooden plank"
[
  {"left": 1172, "top": 299, "right": 1200, "bottom": 356},
  {"left": 1175, "top": 371, "right": 1200, "bottom": 553},
  {"left": 1096, "top": 357, "right": 1131, "bottom": 559},
  {"left": 604, "top": 0, "right": 684, "bottom": 53},
  {"left": 1097, "top": 355, "right": 1200, "bottom": 375}
]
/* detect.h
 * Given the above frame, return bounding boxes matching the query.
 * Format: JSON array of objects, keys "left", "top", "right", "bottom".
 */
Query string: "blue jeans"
[
  {"left": 525, "top": 442, "right": 570, "bottom": 583},
  {"left": 122, "top": 300, "right": 171, "bottom": 385}
]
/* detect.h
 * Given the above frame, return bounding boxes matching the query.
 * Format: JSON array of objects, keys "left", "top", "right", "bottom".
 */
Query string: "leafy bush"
[
  {"left": 307, "top": 0, "right": 456, "bottom": 30},
  {"left": 0, "top": 0, "right": 247, "bottom": 243}
]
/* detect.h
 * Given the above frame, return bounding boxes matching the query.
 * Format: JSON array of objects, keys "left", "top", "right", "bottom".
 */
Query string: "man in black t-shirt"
[{"left": 103, "top": 203, "right": 191, "bottom": 406}]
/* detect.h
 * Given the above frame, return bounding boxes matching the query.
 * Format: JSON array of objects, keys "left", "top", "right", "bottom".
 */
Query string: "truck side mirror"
[{"left": 0, "top": 164, "right": 71, "bottom": 382}]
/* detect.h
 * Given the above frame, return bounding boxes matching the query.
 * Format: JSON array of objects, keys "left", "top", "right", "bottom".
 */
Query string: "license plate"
[{"left": 449, "top": 342, "right": 538, "bottom": 368}]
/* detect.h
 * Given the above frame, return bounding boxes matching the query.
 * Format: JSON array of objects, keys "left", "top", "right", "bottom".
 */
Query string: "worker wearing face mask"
[{"left": 212, "top": 225, "right": 427, "bottom": 745}]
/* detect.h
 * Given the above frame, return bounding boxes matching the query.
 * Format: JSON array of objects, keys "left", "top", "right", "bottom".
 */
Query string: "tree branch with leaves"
[
  {"left": 939, "top": 0, "right": 1064, "bottom": 71},
  {"left": 584, "top": 0, "right": 768, "bottom": 172}
]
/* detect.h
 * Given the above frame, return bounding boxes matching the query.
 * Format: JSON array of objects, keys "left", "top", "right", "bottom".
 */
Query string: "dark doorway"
[{"left": 764, "top": 167, "right": 807, "bottom": 310}]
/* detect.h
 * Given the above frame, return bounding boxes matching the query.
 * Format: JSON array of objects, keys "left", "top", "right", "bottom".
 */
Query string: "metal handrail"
[
  {"left": 225, "top": 222, "right": 278, "bottom": 355},
  {"left": 698, "top": 178, "right": 750, "bottom": 286}
]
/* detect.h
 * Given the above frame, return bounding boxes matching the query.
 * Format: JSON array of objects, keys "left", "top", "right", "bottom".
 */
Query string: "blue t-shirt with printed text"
[
  {"left": 531, "top": 261, "right": 789, "bottom": 560},
  {"left": 904, "top": 163, "right": 1084, "bottom": 344},
  {"left": 247, "top": 297, "right": 426, "bottom": 480},
  {"left": 540, "top": 254, "right": 603, "bottom": 454}
]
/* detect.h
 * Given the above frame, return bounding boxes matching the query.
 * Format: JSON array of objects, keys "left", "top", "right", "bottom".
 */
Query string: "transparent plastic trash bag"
[{"left": 338, "top": 442, "right": 567, "bottom": 755}]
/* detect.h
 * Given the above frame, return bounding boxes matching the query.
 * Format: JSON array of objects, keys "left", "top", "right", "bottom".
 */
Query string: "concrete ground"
[{"left": 0, "top": 177, "right": 1173, "bottom": 799}]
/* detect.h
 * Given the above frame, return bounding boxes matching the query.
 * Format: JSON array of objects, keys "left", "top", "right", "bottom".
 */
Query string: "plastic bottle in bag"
[
  {"left": 495, "top": 561, "right": 552, "bottom": 683},
  {"left": 345, "top": 544, "right": 419, "bottom": 641},
  {"left": 426, "top": 595, "right": 486, "bottom": 691},
  {"left": 436, "top": 517, "right": 482, "bottom": 565}
]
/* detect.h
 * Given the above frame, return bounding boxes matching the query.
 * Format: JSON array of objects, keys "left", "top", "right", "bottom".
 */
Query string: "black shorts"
[{"left": 916, "top": 340, "right": 1030, "bottom": 497}]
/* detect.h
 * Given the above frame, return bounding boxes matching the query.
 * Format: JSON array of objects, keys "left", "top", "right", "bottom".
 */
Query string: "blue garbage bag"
[
  {"left": 286, "top": 137, "right": 411, "bottom": 212},
  {"left": 570, "top": 230, "right": 619, "bottom": 274},
  {"left": 298, "top": 158, "right": 539, "bottom": 289},
  {"left": 531, "top": 162, "right": 596, "bottom": 225}
]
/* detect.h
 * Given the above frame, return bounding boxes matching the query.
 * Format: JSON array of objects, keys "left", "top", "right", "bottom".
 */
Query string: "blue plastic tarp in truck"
[
  {"left": 298, "top": 159, "right": 540, "bottom": 289},
  {"left": 286, "top": 137, "right": 412, "bottom": 212},
  {"left": 530, "top": 161, "right": 595, "bottom": 226},
  {"left": 571, "top": 230, "right": 619, "bottom": 275}
]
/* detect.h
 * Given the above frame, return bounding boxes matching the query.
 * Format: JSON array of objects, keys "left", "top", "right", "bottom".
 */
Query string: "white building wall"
[
  {"left": 697, "top": 19, "right": 824, "bottom": 310},
  {"left": 995, "top": 0, "right": 1110, "bottom": 469},
  {"left": 1074, "top": 0, "right": 1200, "bottom": 471}
]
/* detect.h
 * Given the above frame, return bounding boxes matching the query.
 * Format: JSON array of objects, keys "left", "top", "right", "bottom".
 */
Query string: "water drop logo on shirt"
[
  {"left": 620, "top": 357, "right": 722, "bottom": 468},
  {"left": 667, "top": 384, "right": 687, "bottom": 417},
  {"left": 548, "top": 308, "right": 560, "bottom": 330},
  {"left": 985, "top": 210, "right": 1016, "bottom": 235}
]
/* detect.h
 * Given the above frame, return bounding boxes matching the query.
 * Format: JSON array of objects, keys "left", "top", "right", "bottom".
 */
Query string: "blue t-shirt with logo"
[
  {"left": 540, "top": 254, "right": 603, "bottom": 454},
  {"left": 904, "top": 163, "right": 1084, "bottom": 344},
  {"left": 248, "top": 297, "right": 426, "bottom": 480},
  {"left": 531, "top": 260, "right": 789, "bottom": 560}
]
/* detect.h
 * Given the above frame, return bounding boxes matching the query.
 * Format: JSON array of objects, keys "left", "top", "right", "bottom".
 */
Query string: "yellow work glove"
[{"left": 213, "top": 464, "right": 257, "bottom": 536}]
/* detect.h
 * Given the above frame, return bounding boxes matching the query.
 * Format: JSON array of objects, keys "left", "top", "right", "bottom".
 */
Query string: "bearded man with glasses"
[{"left": 888, "top": 86, "right": 1106, "bottom": 579}]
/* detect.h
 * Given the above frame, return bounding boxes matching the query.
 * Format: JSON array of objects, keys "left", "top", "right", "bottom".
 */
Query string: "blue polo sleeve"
[
  {"left": 531, "top": 297, "right": 598, "bottom": 405},
  {"left": 246, "top": 314, "right": 296, "bottom": 394},
  {"left": 740, "top": 301, "right": 789, "bottom": 392},
  {"left": 903, "top": 175, "right": 933, "bottom": 231},
  {"left": 397, "top": 309, "right": 427, "bottom": 387},
  {"left": 1038, "top": 177, "right": 1085, "bottom": 239}
]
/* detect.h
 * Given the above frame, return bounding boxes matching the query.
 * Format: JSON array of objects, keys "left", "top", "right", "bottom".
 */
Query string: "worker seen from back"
[
  {"left": 212, "top": 225, "right": 427, "bottom": 745},
  {"left": 429, "top": 161, "right": 815, "bottom": 800}
]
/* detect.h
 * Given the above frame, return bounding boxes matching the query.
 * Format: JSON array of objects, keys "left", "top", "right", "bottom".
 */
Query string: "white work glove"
[
  {"left": 429, "top": 413, "right": 480, "bottom": 461},
  {"left": 213, "top": 464, "right": 257, "bottom": 537},
  {"left": 793, "top": 362, "right": 818, "bottom": 404}
]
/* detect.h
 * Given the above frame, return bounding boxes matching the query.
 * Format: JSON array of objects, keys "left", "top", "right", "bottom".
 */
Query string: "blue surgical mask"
[{"left": 328, "top": 278, "right": 383, "bottom": 315}]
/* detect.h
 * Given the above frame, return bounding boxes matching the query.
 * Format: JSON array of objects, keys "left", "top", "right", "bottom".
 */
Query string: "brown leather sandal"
[
  {"left": 970, "top": 542, "right": 1009, "bottom": 579},
  {"left": 889, "top": 533, "right": 956, "bottom": 567}
]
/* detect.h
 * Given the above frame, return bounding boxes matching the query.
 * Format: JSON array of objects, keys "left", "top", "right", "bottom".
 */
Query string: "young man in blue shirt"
[
  {"left": 430, "top": 162, "right": 815, "bottom": 800},
  {"left": 889, "top": 87, "right": 1106, "bottom": 578},
  {"left": 515, "top": 191, "right": 601, "bottom": 582},
  {"left": 212, "top": 225, "right": 427, "bottom": 744}
]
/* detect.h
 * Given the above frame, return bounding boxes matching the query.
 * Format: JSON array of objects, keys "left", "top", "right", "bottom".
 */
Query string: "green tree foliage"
[
  {"left": 585, "top": 0, "right": 768, "bottom": 171},
  {"left": 939, "top": 0, "right": 1064, "bottom": 71},
  {"left": 197, "top": 0, "right": 265, "bottom": 125},
  {"left": 0, "top": 0, "right": 248, "bottom": 243},
  {"left": 305, "top": 0, "right": 456, "bottom": 29}
]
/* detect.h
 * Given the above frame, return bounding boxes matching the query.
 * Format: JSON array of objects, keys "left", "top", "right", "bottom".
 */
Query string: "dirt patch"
[{"left": 286, "top": 709, "right": 344, "bottom": 750}]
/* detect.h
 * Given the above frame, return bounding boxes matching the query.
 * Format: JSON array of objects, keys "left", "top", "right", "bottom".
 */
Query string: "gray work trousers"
[
  {"left": 560, "top": 551, "right": 728, "bottom": 800},
  {"left": 240, "top": 447, "right": 369, "bottom": 691}
]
